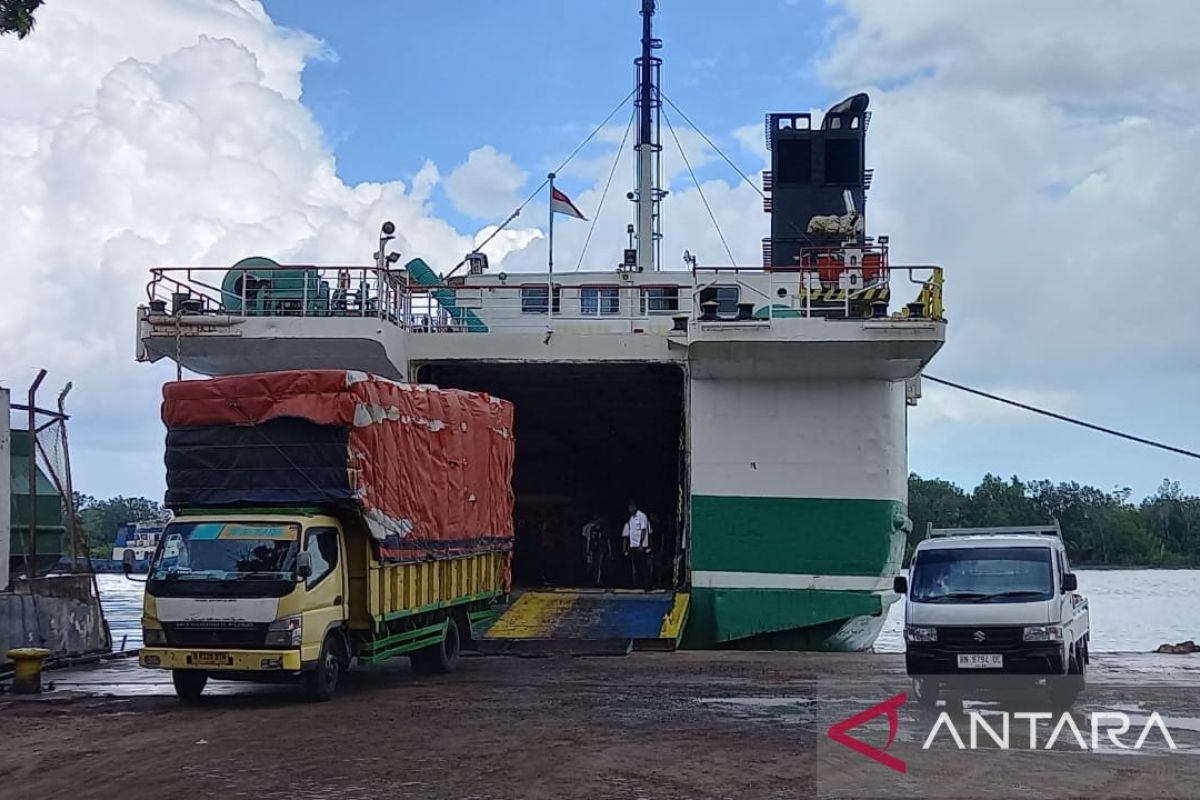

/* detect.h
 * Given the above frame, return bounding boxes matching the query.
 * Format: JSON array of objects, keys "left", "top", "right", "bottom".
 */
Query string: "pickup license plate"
[
  {"left": 190, "top": 651, "right": 233, "bottom": 666},
  {"left": 957, "top": 654, "right": 1003, "bottom": 669}
]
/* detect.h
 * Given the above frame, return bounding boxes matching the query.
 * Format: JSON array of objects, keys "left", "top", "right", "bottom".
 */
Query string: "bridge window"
[
  {"left": 521, "top": 286, "right": 561, "bottom": 314},
  {"left": 698, "top": 286, "right": 739, "bottom": 315},
  {"left": 580, "top": 286, "right": 620, "bottom": 315},
  {"left": 641, "top": 287, "right": 680, "bottom": 313}
]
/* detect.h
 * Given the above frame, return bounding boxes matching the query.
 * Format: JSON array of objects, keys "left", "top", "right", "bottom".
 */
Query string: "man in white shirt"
[{"left": 622, "top": 501, "right": 653, "bottom": 590}]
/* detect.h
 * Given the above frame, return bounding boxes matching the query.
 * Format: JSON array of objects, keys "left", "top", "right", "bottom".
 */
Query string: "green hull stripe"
[
  {"left": 683, "top": 587, "right": 883, "bottom": 650},
  {"left": 690, "top": 494, "right": 905, "bottom": 577}
]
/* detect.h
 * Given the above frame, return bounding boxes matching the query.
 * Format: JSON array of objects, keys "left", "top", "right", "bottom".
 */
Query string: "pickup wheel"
[
  {"left": 172, "top": 670, "right": 208, "bottom": 703},
  {"left": 1067, "top": 641, "right": 1087, "bottom": 691},
  {"left": 911, "top": 677, "right": 938, "bottom": 709},
  {"left": 1049, "top": 645, "right": 1085, "bottom": 710},
  {"left": 410, "top": 618, "right": 461, "bottom": 676},
  {"left": 304, "top": 634, "right": 343, "bottom": 702}
]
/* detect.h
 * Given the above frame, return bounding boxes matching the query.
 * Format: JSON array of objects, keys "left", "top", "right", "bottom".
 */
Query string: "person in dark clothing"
[{"left": 582, "top": 513, "right": 605, "bottom": 587}]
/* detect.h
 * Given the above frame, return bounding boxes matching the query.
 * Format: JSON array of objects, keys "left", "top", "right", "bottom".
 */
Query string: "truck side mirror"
[
  {"left": 121, "top": 549, "right": 147, "bottom": 583},
  {"left": 296, "top": 551, "right": 313, "bottom": 580},
  {"left": 893, "top": 575, "right": 908, "bottom": 595},
  {"left": 1062, "top": 572, "right": 1077, "bottom": 592}
]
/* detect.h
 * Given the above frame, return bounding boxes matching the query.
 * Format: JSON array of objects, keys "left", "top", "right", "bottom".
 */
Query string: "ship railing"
[
  {"left": 145, "top": 265, "right": 410, "bottom": 322},
  {"left": 690, "top": 264, "right": 944, "bottom": 322},
  {"left": 144, "top": 265, "right": 699, "bottom": 333}
]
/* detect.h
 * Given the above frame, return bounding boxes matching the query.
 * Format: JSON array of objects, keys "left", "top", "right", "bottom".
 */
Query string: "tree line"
[
  {"left": 74, "top": 474, "right": 1200, "bottom": 568},
  {"left": 908, "top": 474, "right": 1200, "bottom": 567},
  {"left": 74, "top": 494, "right": 165, "bottom": 559}
]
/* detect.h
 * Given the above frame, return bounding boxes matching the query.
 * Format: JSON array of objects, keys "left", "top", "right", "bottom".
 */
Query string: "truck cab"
[
  {"left": 138, "top": 511, "right": 353, "bottom": 700},
  {"left": 893, "top": 524, "right": 1090, "bottom": 708}
]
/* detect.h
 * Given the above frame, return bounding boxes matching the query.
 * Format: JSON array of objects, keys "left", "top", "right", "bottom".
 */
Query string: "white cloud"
[
  {"left": 0, "top": 0, "right": 540, "bottom": 496},
  {"left": 444, "top": 145, "right": 528, "bottom": 220},
  {"left": 821, "top": 0, "right": 1200, "bottom": 492}
]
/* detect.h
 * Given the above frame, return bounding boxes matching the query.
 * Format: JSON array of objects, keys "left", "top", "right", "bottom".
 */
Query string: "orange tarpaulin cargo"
[{"left": 161, "top": 369, "right": 515, "bottom": 562}]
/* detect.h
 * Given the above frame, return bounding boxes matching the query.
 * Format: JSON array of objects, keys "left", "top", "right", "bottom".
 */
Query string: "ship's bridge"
[{"left": 136, "top": 242, "right": 945, "bottom": 381}]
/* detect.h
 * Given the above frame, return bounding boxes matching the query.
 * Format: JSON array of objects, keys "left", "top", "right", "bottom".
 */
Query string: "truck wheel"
[
  {"left": 304, "top": 635, "right": 343, "bottom": 702},
  {"left": 912, "top": 677, "right": 938, "bottom": 709},
  {"left": 172, "top": 670, "right": 208, "bottom": 703},
  {"left": 410, "top": 618, "right": 461, "bottom": 675}
]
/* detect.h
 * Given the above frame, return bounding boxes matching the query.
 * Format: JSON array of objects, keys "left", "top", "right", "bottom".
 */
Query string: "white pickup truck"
[{"left": 893, "top": 524, "right": 1090, "bottom": 709}]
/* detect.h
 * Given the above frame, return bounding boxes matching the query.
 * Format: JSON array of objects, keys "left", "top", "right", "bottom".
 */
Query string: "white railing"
[
  {"left": 146, "top": 265, "right": 405, "bottom": 320},
  {"left": 144, "top": 262, "right": 945, "bottom": 334},
  {"left": 145, "top": 266, "right": 697, "bottom": 334}
]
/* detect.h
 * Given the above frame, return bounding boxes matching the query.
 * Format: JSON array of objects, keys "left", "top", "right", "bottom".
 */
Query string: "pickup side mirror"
[
  {"left": 1062, "top": 572, "right": 1078, "bottom": 593},
  {"left": 893, "top": 575, "right": 908, "bottom": 595},
  {"left": 296, "top": 551, "right": 313, "bottom": 580}
]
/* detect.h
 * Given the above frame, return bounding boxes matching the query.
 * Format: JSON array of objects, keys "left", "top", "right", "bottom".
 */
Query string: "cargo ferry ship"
[{"left": 135, "top": 1, "right": 945, "bottom": 651}]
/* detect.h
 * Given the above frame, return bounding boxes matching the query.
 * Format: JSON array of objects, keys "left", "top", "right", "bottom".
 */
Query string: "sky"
[{"left": 2, "top": 0, "right": 1200, "bottom": 503}]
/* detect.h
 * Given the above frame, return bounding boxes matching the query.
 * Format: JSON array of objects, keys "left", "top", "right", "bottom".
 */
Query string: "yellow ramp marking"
[
  {"left": 658, "top": 593, "right": 690, "bottom": 643},
  {"left": 485, "top": 592, "right": 578, "bottom": 638}
]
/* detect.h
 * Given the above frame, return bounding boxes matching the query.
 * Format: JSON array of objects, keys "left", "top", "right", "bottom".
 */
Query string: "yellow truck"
[{"left": 127, "top": 370, "right": 515, "bottom": 701}]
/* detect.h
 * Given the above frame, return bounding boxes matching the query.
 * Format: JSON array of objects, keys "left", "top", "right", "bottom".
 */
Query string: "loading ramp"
[{"left": 477, "top": 590, "right": 689, "bottom": 655}]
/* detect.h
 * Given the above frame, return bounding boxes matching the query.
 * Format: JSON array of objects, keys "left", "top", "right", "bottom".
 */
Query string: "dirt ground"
[{"left": 2, "top": 651, "right": 1200, "bottom": 800}]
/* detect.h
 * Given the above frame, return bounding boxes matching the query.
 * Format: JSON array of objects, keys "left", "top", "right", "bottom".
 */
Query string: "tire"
[
  {"left": 172, "top": 670, "right": 208, "bottom": 703},
  {"left": 410, "top": 618, "right": 461, "bottom": 676},
  {"left": 912, "top": 677, "right": 938, "bottom": 709},
  {"left": 304, "top": 634, "right": 343, "bottom": 702},
  {"left": 1067, "top": 641, "right": 1087, "bottom": 693},
  {"left": 1048, "top": 645, "right": 1084, "bottom": 710}
]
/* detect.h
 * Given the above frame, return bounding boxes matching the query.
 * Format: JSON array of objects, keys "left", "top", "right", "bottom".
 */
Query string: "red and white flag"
[{"left": 550, "top": 186, "right": 587, "bottom": 220}]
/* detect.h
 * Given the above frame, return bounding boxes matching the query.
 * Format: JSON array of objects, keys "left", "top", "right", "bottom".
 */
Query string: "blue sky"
[{"left": 262, "top": 0, "right": 830, "bottom": 227}]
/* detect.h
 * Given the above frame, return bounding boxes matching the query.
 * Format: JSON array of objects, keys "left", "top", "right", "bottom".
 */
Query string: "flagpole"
[{"left": 547, "top": 171, "right": 555, "bottom": 322}]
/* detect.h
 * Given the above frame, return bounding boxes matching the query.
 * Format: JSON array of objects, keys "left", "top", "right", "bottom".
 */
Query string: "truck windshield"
[
  {"left": 149, "top": 521, "right": 299, "bottom": 581},
  {"left": 910, "top": 547, "right": 1054, "bottom": 603}
]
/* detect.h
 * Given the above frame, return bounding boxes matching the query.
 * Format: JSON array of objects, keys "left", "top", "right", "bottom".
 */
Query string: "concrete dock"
[{"left": 3, "top": 651, "right": 1200, "bottom": 799}]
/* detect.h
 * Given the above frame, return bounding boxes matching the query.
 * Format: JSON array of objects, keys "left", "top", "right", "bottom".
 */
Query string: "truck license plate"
[
  {"left": 190, "top": 651, "right": 233, "bottom": 666},
  {"left": 957, "top": 654, "right": 1003, "bottom": 669}
]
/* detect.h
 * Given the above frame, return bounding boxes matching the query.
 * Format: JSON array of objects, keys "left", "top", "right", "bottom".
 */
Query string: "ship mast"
[{"left": 634, "top": 0, "right": 662, "bottom": 272}]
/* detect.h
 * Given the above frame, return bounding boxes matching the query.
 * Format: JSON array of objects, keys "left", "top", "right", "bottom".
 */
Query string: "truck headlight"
[
  {"left": 1023, "top": 625, "right": 1063, "bottom": 642},
  {"left": 143, "top": 628, "right": 166, "bottom": 646},
  {"left": 904, "top": 625, "right": 937, "bottom": 643},
  {"left": 265, "top": 615, "right": 303, "bottom": 647}
]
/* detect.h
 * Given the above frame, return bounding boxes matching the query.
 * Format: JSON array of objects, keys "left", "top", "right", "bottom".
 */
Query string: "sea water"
[{"left": 99, "top": 569, "right": 1200, "bottom": 655}]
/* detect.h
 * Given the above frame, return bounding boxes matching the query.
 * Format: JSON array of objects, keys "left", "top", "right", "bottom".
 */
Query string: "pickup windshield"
[
  {"left": 910, "top": 546, "right": 1054, "bottom": 603},
  {"left": 149, "top": 521, "right": 299, "bottom": 582}
]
